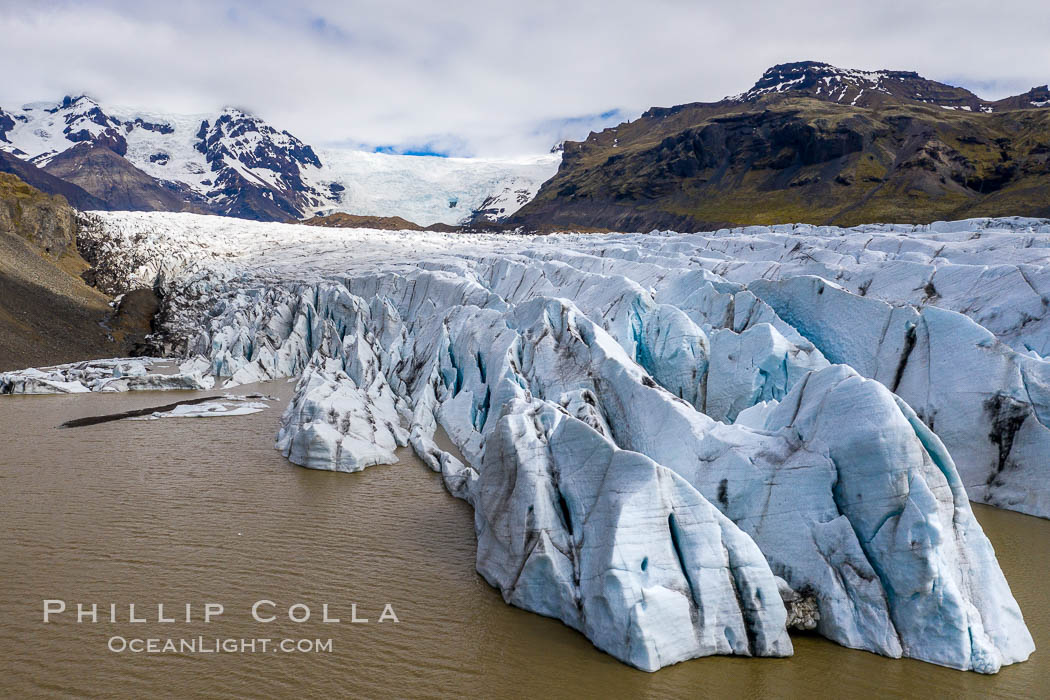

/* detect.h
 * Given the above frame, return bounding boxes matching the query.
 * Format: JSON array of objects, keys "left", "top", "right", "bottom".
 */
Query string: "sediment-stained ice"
[
  {"left": 0, "top": 358, "right": 214, "bottom": 394},
  {"left": 3, "top": 211, "right": 1045, "bottom": 673},
  {"left": 750, "top": 275, "right": 1050, "bottom": 518},
  {"left": 276, "top": 352, "right": 409, "bottom": 473},
  {"left": 475, "top": 399, "right": 793, "bottom": 671},
  {"left": 130, "top": 398, "right": 270, "bottom": 420},
  {"left": 155, "top": 266, "right": 1032, "bottom": 672}
]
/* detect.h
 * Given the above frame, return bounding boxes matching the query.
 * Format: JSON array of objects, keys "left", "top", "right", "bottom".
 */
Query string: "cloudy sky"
[{"left": 2, "top": 0, "right": 1048, "bottom": 156}]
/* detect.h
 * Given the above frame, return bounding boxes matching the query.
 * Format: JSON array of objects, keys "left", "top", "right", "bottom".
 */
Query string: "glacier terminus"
[{"left": 3, "top": 212, "right": 1045, "bottom": 674}]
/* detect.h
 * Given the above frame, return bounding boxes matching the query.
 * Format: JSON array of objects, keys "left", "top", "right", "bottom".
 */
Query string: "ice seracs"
[
  {"left": 750, "top": 275, "right": 1050, "bottom": 518},
  {"left": 276, "top": 349, "right": 409, "bottom": 473},
  {"left": 154, "top": 257, "right": 1033, "bottom": 672},
  {"left": 0, "top": 358, "right": 214, "bottom": 394},
  {"left": 2, "top": 211, "right": 1042, "bottom": 674},
  {"left": 475, "top": 399, "right": 792, "bottom": 670}
]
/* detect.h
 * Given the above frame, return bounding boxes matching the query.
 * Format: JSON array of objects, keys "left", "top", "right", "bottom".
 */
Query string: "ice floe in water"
[
  {"left": 129, "top": 398, "right": 271, "bottom": 420},
  {"left": 6, "top": 211, "right": 1049, "bottom": 673}
]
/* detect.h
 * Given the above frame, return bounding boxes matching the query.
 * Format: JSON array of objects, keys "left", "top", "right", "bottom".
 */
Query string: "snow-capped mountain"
[
  {"left": 514, "top": 61, "right": 1050, "bottom": 232},
  {"left": 728, "top": 61, "right": 1050, "bottom": 112},
  {"left": 1, "top": 95, "right": 132, "bottom": 160},
  {"left": 192, "top": 107, "right": 330, "bottom": 220},
  {"left": 0, "top": 95, "right": 560, "bottom": 224}
]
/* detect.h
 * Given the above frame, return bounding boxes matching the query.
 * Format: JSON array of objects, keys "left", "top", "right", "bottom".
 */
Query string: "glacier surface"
[{"left": 3, "top": 211, "right": 1045, "bottom": 673}]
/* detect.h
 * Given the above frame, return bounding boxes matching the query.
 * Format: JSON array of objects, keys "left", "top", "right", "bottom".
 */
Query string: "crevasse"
[{"left": 2, "top": 212, "right": 1044, "bottom": 673}]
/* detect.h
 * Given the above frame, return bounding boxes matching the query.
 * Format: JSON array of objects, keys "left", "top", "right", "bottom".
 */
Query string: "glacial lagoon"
[{"left": 0, "top": 382, "right": 1045, "bottom": 698}]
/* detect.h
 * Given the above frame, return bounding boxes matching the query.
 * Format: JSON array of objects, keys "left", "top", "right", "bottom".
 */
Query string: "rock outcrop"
[
  {"left": 43, "top": 143, "right": 207, "bottom": 213},
  {"left": 0, "top": 173, "right": 141, "bottom": 369},
  {"left": 0, "top": 149, "right": 108, "bottom": 211}
]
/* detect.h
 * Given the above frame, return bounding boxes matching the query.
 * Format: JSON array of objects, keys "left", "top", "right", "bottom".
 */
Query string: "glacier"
[
  {"left": 313, "top": 149, "right": 560, "bottom": 225},
  {"left": 2, "top": 211, "right": 1045, "bottom": 673}
]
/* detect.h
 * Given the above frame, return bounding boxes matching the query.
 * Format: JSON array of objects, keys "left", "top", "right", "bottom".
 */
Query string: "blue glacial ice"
[{"left": 3, "top": 211, "right": 1045, "bottom": 673}]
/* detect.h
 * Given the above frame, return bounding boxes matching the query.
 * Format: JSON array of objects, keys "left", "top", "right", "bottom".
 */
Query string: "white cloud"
[{"left": 1, "top": 0, "right": 1048, "bottom": 156}]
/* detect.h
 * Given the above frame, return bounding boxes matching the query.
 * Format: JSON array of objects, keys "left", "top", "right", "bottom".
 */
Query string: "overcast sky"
[{"left": 2, "top": 0, "right": 1048, "bottom": 156}]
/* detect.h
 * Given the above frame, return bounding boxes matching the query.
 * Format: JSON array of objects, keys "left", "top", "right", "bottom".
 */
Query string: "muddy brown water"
[{"left": 0, "top": 381, "right": 1046, "bottom": 699}]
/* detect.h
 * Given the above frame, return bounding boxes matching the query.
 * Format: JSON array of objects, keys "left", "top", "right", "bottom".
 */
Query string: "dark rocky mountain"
[
  {"left": 52, "top": 94, "right": 129, "bottom": 156},
  {"left": 0, "top": 97, "right": 332, "bottom": 221},
  {"left": 0, "top": 149, "right": 109, "bottom": 210},
  {"left": 511, "top": 62, "right": 1050, "bottom": 231},
  {"left": 727, "top": 62, "right": 1009, "bottom": 111},
  {"left": 0, "top": 108, "right": 14, "bottom": 143},
  {"left": 0, "top": 173, "right": 151, "bottom": 369},
  {"left": 192, "top": 108, "right": 329, "bottom": 221},
  {"left": 304, "top": 212, "right": 427, "bottom": 230},
  {"left": 42, "top": 143, "right": 208, "bottom": 213},
  {"left": 991, "top": 85, "right": 1050, "bottom": 112},
  {"left": 728, "top": 62, "right": 1050, "bottom": 114},
  {"left": 303, "top": 212, "right": 463, "bottom": 232}
]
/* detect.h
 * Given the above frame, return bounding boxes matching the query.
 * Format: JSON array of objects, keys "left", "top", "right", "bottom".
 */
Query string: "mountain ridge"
[
  {"left": 510, "top": 61, "right": 1050, "bottom": 231},
  {"left": 0, "top": 149, "right": 109, "bottom": 211},
  {"left": 4, "top": 63, "right": 1047, "bottom": 231},
  {"left": 726, "top": 61, "right": 1049, "bottom": 112},
  {"left": 0, "top": 172, "right": 152, "bottom": 369},
  {"left": 42, "top": 143, "right": 210, "bottom": 214},
  {"left": 0, "top": 96, "right": 558, "bottom": 224}
]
